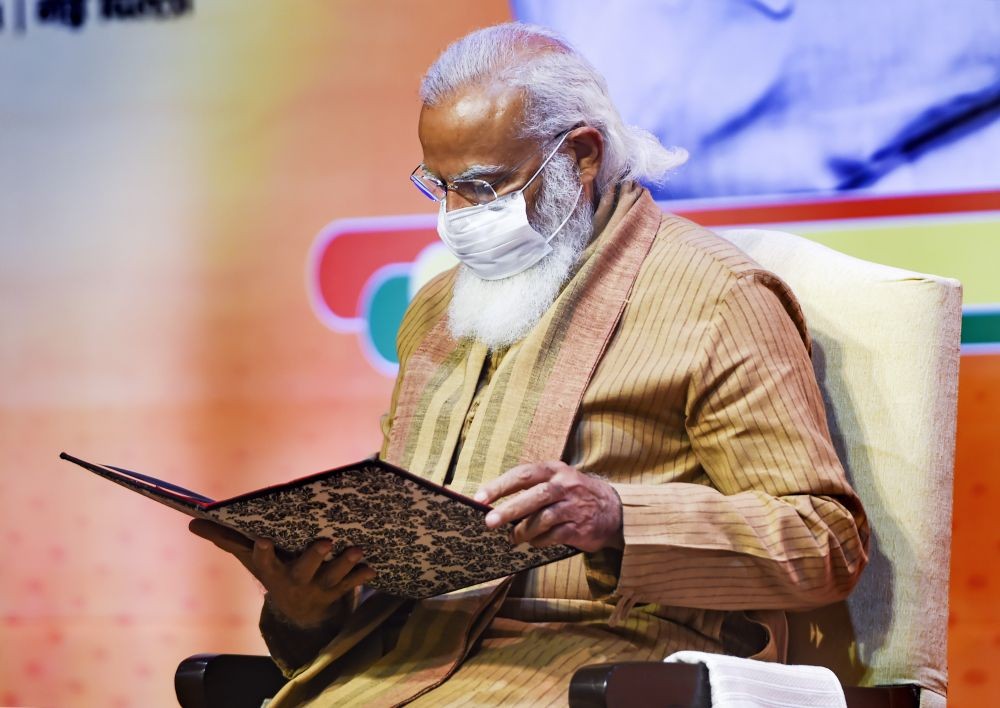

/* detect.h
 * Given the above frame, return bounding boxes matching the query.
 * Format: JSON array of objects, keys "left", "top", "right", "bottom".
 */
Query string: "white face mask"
[{"left": 436, "top": 134, "right": 583, "bottom": 281}]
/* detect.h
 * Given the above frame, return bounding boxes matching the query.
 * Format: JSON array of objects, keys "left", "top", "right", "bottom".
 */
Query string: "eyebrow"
[{"left": 450, "top": 163, "right": 506, "bottom": 182}]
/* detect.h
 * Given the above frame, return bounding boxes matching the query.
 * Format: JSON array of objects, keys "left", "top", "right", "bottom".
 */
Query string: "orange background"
[{"left": 0, "top": 2, "right": 996, "bottom": 706}]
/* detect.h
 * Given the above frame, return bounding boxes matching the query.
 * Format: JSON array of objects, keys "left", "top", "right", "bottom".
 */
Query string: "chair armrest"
[
  {"left": 175, "top": 653, "right": 288, "bottom": 708},
  {"left": 842, "top": 685, "right": 920, "bottom": 708},
  {"left": 569, "top": 662, "right": 711, "bottom": 708},
  {"left": 569, "top": 662, "right": 921, "bottom": 708}
]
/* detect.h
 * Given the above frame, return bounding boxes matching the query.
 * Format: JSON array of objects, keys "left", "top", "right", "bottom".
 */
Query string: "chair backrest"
[{"left": 719, "top": 229, "right": 961, "bottom": 708}]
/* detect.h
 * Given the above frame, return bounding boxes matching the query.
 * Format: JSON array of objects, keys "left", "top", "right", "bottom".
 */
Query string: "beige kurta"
[{"left": 263, "top": 183, "right": 869, "bottom": 707}]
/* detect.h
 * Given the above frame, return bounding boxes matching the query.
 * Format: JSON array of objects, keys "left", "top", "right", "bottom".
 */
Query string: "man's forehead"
[
  {"left": 447, "top": 85, "right": 521, "bottom": 125},
  {"left": 418, "top": 85, "right": 533, "bottom": 177}
]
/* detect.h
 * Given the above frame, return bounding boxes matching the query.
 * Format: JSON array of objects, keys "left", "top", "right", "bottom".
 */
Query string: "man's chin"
[
  {"left": 448, "top": 232, "right": 590, "bottom": 349},
  {"left": 447, "top": 265, "right": 548, "bottom": 349}
]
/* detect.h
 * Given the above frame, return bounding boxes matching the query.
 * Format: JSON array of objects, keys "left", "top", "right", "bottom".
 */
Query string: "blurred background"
[{"left": 1, "top": 1, "right": 997, "bottom": 705}]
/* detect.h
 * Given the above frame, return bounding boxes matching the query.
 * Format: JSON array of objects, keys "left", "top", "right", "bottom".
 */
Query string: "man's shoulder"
[
  {"left": 407, "top": 266, "right": 458, "bottom": 312},
  {"left": 647, "top": 212, "right": 765, "bottom": 283},
  {"left": 641, "top": 212, "right": 809, "bottom": 346},
  {"left": 395, "top": 266, "right": 458, "bottom": 365}
]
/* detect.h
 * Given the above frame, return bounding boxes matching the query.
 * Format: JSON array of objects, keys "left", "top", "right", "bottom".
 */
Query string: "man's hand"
[
  {"left": 474, "top": 461, "right": 624, "bottom": 553},
  {"left": 188, "top": 519, "right": 375, "bottom": 629}
]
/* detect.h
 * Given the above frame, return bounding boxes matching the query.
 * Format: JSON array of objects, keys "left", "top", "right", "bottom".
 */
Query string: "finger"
[
  {"left": 485, "top": 479, "right": 566, "bottom": 529},
  {"left": 289, "top": 539, "right": 334, "bottom": 584},
  {"left": 474, "top": 462, "right": 558, "bottom": 506},
  {"left": 314, "top": 546, "right": 365, "bottom": 589},
  {"left": 251, "top": 539, "right": 285, "bottom": 584},
  {"left": 188, "top": 519, "right": 254, "bottom": 557},
  {"left": 526, "top": 522, "right": 578, "bottom": 549},
  {"left": 321, "top": 564, "right": 377, "bottom": 598},
  {"left": 510, "top": 501, "right": 571, "bottom": 544}
]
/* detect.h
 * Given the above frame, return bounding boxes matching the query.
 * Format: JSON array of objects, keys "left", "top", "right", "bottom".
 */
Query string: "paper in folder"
[{"left": 59, "top": 452, "right": 578, "bottom": 599}]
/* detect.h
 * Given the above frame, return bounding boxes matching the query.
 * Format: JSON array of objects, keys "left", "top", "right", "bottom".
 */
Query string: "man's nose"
[{"left": 444, "top": 190, "right": 476, "bottom": 212}]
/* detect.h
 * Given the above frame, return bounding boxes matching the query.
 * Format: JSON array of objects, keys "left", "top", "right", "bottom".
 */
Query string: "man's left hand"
[{"left": 474, "top": 461, "right": 624, "bottom": 553}]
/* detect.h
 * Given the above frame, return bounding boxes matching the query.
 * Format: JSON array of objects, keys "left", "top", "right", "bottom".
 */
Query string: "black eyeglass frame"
[{"left": 409, "top": 128, "right": 575, "bottom": 205}]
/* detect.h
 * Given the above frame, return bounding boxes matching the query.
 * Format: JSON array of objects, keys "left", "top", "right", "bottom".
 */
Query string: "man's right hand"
[{"left": 188, "top": 519, "right": 376, "bottom": 629}]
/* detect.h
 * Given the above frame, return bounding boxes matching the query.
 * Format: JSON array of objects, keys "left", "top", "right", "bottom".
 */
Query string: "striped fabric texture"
[{"left": 265, "top": 184, "right": 869, "bottom": 707}]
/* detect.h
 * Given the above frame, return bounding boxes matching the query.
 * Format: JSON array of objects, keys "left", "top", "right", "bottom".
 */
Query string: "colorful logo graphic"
[
  {"left": 309, "top": 194, "right": 1000, "bottom": 376},
  {"left": 307, "top": 215, "right": 457, "bottom": 376}
]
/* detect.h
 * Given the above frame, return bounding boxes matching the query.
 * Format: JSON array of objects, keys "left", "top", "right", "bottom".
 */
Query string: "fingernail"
[
  {"left": 348, "top": 548, "right": 363, "bottom": 562},
  {"left": 485, "top": 511, "right": 499, "bottom": 527},
  {"left": 474, "top": 490, "right": 487, "bottom": 502},
  {"left": 258, "top": 540, "right": 272, "bottom": 551}
]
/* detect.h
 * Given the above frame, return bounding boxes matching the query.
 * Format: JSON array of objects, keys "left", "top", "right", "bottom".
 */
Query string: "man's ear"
[{"left": 567, "top": 126, "right": 604, "bottom": 193}]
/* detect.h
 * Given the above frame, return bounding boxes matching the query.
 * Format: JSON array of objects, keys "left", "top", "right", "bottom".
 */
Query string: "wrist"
[
  {"left": 605, "top": 484, "right": 625, "bottom": 551},
  {"left": 263, "top": 594, "right": 335, "bottom": 632}
]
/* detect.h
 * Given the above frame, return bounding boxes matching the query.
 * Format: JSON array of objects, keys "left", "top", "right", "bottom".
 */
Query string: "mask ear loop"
[
  {"left": 519, "top": 130, "right": 573, "bottom": 194},
  {"left": 543, "top": 184, "right": 584, "bottom": 245}
]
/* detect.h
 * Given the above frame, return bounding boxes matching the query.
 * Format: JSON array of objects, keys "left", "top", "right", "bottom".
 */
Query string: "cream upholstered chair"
[
  {"left": 570, "top": 229, "right": 962, "bottom": 707},
  {"left": 723, "top": 229, "right": 960, "bottom": 706}
]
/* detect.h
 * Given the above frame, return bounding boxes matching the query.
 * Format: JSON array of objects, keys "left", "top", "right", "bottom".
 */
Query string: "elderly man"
[{"left": 191, "top": 22, "right": 869, "bottom": 707}]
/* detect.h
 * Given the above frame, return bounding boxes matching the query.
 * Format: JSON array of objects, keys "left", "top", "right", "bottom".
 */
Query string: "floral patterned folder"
[{"left": 59, "top": 452, "right": 578, "bottom": 599}]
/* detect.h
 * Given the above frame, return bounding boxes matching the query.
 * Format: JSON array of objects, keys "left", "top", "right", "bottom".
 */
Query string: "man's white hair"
[{"left": 420, "top": 22, "right": 687, "bottom": 194}]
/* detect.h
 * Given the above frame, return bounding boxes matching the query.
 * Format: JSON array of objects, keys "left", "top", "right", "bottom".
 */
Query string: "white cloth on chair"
[{"left": 664, "top": 650, "right": 847, "bottom": 708}]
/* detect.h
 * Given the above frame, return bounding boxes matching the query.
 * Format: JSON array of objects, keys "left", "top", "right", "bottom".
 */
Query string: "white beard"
[{"left": 447, "top": 154, "right": 595, "bottom": 350}]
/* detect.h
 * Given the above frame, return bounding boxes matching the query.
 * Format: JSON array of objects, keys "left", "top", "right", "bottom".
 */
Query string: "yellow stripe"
[{"left": 405, "top": 349, "right": 479, "bottom": 482}]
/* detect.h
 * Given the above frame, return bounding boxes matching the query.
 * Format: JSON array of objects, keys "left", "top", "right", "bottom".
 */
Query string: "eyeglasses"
[{"left": 410, "top": 130, "right": 571, "bottom": 206}]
